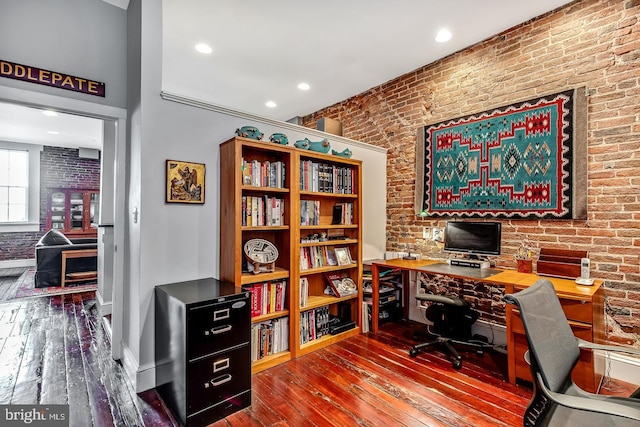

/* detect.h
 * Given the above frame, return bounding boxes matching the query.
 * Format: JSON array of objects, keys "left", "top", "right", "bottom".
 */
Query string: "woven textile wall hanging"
[{"left": 416, "top": 88, "right": 588, "bottom": 219}]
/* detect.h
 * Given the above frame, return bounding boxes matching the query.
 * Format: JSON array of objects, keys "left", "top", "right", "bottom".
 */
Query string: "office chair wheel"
[
  {"left": 409, "top": 348, "right": 418, "bottom": 358},
  {"left": 452, "top": 359, "right": 462, "bottom": 370}
]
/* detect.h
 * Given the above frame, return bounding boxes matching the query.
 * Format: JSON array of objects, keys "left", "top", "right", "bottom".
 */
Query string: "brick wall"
[
  {"left": 0, "top": 146, "right": 100, "bottom": 261},
  {"left": 302, "top": 0, "right": 640, "bottom": 345}
]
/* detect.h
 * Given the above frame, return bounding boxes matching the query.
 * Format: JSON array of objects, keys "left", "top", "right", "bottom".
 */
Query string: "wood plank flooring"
[{"left": 0, "top": 273, "right": 633, "bottom": 426}]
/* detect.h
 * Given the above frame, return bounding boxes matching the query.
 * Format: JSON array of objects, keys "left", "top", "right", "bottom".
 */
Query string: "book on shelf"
[
  {"left": 300, "top": 246, "right": 337, "bottom": 270},
  {"left": 300, "top": 277, "right": 309, "bottom": 308},
  {"left": 242, "top": 157, "right": 286, "bottom": 188},
  {"left": 242, "top": 196, "right": 285, "bottom": 226},
  {"left": 325, "top": 271, "right": 358, "bottom": 298},
  {"left": 299, "top": 161, "right": 355, "bottom": 194},
  {"left": 251, "top": 317, "right": 289, "bottom": 362},
  {"left": 331, "top": 202, "right": 353, "bottom": 225},
  {"left": 300, "top": 200, "right": 320, "bottom": 226},
  {"left": 242, "top": 281, "right": 287, "bottom": 317},
  {"left": 300, "top": 306, "right": 330, "bottom": 344}
]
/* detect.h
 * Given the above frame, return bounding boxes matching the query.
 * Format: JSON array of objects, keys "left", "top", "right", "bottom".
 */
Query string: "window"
[
  {"left": 0, "top": 148, "right": 29, "bottom": 223},
  {"left": 0, "top": 142, "right": 40, "bottom": 232}
]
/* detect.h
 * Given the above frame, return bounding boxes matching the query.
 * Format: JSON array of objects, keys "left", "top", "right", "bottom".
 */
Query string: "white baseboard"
[
  {"left": 600, "top": 351, "right": 640, "bottom": 386},
  {"left": 121, "top": 343, "right": 157, "bottom": 393},
  {"left": 96, "top": 290, "right": 113, "bottom": 315}
]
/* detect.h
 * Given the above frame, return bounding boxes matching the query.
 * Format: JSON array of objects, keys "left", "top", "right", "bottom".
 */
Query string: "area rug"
[
  {"left": 12, "top": 269, "right": 97, "bottom": 299},
  {"left": 416, "top": 87, "right": 588, "bottom": 219}
]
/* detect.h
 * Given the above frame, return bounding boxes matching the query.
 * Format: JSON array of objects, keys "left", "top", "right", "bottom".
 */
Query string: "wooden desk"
[
  {"left": 370, "top": 258, "right": 604, "bottom": 392},
  {"left": 60, "top": 249, "right": 98, "bottom": 287}
]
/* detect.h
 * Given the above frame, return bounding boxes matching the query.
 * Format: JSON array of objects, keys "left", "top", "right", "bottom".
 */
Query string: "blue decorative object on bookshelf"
[
  {"left": 294, "top": 138, "right": 310, "bottom": 150},
  {"left": 295, "top": 137, "right": 330, "bottom": 153},
  {"left": 269, "top": 133, "right": 288, "bottom": 145},
  {"left": 235, "top": 126, "right": 264, "bottom": 140},
  {"left": 331, "top": 148, "right": 352, "bottom": 158}
]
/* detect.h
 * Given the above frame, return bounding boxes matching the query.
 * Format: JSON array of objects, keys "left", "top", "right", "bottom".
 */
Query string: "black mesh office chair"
[
  {"left": 504, "top": 278, "right": 640, "bottom": 426},
  {"left": 409, "top": 292, "right": 491, "bottom": 369}
]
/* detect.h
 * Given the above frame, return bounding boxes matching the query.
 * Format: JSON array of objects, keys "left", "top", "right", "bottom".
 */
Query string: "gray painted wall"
[{"left": 0, "top": 0, "right": 127, "bottom": 108}]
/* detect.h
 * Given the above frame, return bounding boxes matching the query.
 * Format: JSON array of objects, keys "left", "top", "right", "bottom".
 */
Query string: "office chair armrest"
[
  {"left": 415, "top": 293, "right": 465, "bottom": 307},
  {"left": 577, "top": 338, "right": 640, "bottom": 357},
  {"left": 537, "top": 372, "right": 640, "bottom": 421}
]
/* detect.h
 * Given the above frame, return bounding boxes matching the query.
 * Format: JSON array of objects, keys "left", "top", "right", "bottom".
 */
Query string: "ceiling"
[
  {"left": 0, "top": 0, "right": 574, "bottom": 149},
  {"left": 162, "top": 0, "right": 575, "bottom": 121},
  {"left": 0, "top": 102, "right": 103, "bottom": 150}
]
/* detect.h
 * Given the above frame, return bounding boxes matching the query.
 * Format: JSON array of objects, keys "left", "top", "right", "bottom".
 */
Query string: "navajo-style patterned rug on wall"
[{"left": 416, "top": 88, "right": 587, "bottom": 219}]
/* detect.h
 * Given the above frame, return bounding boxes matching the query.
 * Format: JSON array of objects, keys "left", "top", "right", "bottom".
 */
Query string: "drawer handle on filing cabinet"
[
  {"left": 210, "top": 374, "right": 232, "bottom": 387},
  {"left": 210, "top": 325, "right": 232, "bottom": 335},
  {"left": 213, "top": 308, "right": 230, "bottom": 321},
  {"left": 213, "top": 358, "right": 230, "bottom": 373}
]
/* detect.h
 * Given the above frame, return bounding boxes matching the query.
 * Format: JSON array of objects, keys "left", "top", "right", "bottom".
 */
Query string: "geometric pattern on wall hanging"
[{"left": 415, "top": 87, "right": 588, "bottom": 219}]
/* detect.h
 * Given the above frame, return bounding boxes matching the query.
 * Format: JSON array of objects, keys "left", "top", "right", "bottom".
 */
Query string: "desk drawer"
[
  {"left": 513, "top": 287, "right": 593, "bottom": 324},
  {"left": 558, "top": 297, "right": 593, "bottom": 324}
]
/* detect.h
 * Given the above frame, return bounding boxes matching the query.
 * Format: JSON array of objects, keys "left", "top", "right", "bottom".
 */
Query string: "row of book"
[
  {"left": 300, "top": 161, "right": 355, "bottom": 194},
  {"left": 251, "top": 317, "right": 289, "bottom": 362},
  {"left": 300, "top": 305, "right": 330, "bottom": 344},
  {"left": 242, "top": 281, "right": 287, "bottom": 317},
  {"left": 300, "top": 246, "right": 342, "bottom": 270},
  {"left": 242, "top": 158, "right": 286, "bottom": 188},
  {"left": 300, "top": 200, "right": 320, "bottom": 226},
  {"left": 242, "top": 196, "right": 285, "bottom": 227},
  {"left": 331, "top": 202, "right": 354, "bottom": 225}
]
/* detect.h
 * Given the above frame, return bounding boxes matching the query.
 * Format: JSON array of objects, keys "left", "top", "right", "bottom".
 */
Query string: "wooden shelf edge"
[
  {"left": 240, "top": 269, "right": 289, "bottom": 285},
  {"left": 242, "top": 185, "right": 289, "bottom": 193},
  {"left": 251, "top": 351, "right": 292, "bottom": 374},
  {"left": 300, "top": 239, "right": 358, "bottom": 247},
  {"left": 299, "top": 190, "right": 358, "bottom": 198},
  {"left": 302, "top": 294, "right": 359, "bottom": 311},
  {"left": 299, "top": 264, "right": 358, "bottom": 276},
  {"left": 297, "top": 327, "right": 361, "bottom": 357},
  {"left": 251, "top": 309, "right": 290, "bottom": 324}
]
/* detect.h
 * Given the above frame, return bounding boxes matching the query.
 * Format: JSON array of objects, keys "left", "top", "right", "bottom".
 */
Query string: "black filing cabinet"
[{"left": 155, "top": 278, "right": 251, "bottom": 426}]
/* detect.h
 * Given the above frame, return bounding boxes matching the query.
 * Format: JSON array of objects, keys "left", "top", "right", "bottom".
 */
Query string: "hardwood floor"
[{"left": 0, "top": 274, "right": 633, "bottom": 426}]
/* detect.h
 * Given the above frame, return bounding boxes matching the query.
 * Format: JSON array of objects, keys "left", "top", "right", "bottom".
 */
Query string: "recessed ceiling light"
[
  {"left": 195, "top": 43, "right": 213, "bottom": 54},
  {"left": 435, "top": 29, "right": 452, "bottom": 43},
  {"left": 297, "top": 82, "right": 310, "bottom": 91},
  {"left": 42, "top": 110, "right": 58, "bottom": 117},
  {"left": 265, "top": 101, "right": 277, "bottom": 108},
  {"left": 47, "top": 131, "right": 59, "bottom": 135}
]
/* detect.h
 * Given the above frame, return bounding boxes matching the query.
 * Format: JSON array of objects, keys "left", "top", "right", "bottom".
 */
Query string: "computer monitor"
[{"left": 444, "top": 221, "right": 502, "bottom": 259}]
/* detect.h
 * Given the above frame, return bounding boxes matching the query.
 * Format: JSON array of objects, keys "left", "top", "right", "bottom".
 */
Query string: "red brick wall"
[
  {"left": 0, "top": 146, "right": 100, "bottom": 262},
  {"left": 302, "top": 0, "right": 640, "bottom": 345}
]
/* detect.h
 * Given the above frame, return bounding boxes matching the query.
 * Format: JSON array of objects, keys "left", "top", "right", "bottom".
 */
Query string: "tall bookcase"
[{"left": 219, "top": 136, "right": 362, "bottom": 373}]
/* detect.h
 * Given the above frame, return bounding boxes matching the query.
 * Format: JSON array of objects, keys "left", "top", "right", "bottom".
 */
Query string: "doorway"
[{"left": 0, "top": 85, "right": 126, "bottom": 359}]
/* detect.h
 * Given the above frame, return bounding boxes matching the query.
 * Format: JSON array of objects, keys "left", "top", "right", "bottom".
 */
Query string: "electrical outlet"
[{"left": 422, "top": 227, "right": 431, "bottom": 239}]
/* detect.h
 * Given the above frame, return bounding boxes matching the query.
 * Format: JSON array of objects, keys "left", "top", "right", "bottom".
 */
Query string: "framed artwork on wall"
[{"left": 166, "top": 159, "right": 205, "bottom": 204}]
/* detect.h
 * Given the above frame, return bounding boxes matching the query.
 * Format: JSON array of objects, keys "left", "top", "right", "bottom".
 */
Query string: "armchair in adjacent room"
[
  {"left": 504, "top": 278, "right": 640, "bottom": 426},
  {"left": 409, "top": 292, "right": 491, "bottom": 369},
  {"left": 34, "top": 229, "right": 97, "bottom": 288}
]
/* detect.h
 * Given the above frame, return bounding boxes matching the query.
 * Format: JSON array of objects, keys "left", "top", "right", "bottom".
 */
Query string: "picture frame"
[
  {"left": 166, "top": 159, "right": 205, "bottom": 204},
  {"left": 334, "top": 247, "right": 352, "bottom": 266}
]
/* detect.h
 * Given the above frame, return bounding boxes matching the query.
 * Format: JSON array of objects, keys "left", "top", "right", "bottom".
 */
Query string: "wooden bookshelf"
[{"left": 220, "top": 136, "right": 363, "bottom": 373}]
